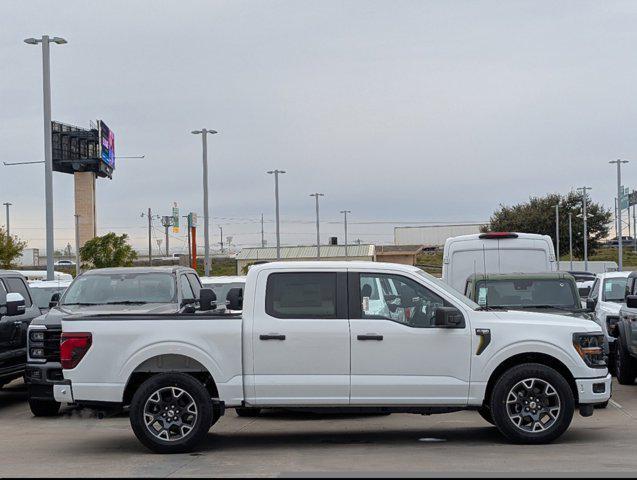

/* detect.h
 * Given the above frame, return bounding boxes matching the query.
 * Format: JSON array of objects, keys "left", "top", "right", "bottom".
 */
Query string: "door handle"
[
  {"left": 357, "top": 334, "right": 383, "bottom": 341},
  {"left": 259, "top": 334, "right": 286, "bottom": 341}
]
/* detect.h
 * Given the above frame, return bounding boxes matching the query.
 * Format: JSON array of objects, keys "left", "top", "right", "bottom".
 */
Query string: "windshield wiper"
[
  {"left": 522, "top": 305, "right": 581, "bottom": 311},
  {"left": 476, "top": 306, "right": 507, "bottom": 311},
  {"left": 100, "top": 301, "right": 148, "bottom": 305},
  {"left": 62, "top": 302, "right": 100, "bottom": 306}
]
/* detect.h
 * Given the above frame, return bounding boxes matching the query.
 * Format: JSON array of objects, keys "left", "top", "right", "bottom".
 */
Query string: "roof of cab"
[
  {"left": 82, "top": 266, "right": 196, "bottom": 275},
  {"left": 466, "top": 272, "right": 575, "bottom": 282},
  {"left": 597, "top": 270, "right": 632, "bottom": 279},
  {"left": 247, "top": 261, "right": 422, "bottom": 274}
]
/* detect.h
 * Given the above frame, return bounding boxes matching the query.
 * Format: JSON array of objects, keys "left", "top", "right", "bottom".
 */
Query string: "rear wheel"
[
  {"left": 490, "top": 363, "right": 574, "bottom": 444},
  {"left": 615, "top": 338, "right": 637, "bottom": 385},
  {"left": 130, "top": 373, "right": 212, "bottom": 454},
  {"left": 29, "top": 399, "right": 61, "bottom": 417},
  {"left": 235, "top": 407, "right": 262, "bottom": 418}
]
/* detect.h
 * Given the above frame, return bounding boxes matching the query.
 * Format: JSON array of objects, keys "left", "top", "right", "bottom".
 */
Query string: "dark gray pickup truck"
[
  {"left": 26, "top": 266, "right": 206, "bottom": 416},
  {"left": 615, "top": 271, "right": 637, "bottom": 385}
]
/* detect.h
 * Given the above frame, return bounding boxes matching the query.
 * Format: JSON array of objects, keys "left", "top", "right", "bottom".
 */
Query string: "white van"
[{"left": 442, "top": 232, "right": 557, "bottom": 292}]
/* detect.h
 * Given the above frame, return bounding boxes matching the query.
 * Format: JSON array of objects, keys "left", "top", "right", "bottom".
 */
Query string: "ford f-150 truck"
[{"left": 56, "top": 262, "right": 611, "bottom": 453}]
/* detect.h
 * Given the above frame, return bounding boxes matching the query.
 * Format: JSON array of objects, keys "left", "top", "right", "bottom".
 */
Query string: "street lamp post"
[
  {"left": 340, "top": 210, "right": 351, "bottom": 258},
  {"left": 3, "top": 202, "right": 11, "bottom": 237},
  {"left": 74, "top": 214, "right": 80, "bottom": 276},
  {"left": 568, "top": 212, "right": 573, "bottom": 271},
  {"left": 610, "top": 160, "right": 629, "bottom": 271},
  {"left": 310, "top": 193, "right": 324, "bottom": 259},
  {"left": 267, "top": 170, "right": 286, "bottom": 259},
  {"left": 191, "top": 129, "right": 218, "bottom": 276},
  {"left": 577, "top": 186, "right": 592, "bottom": 271},
  {"left": 25, "top": 35, "right": 67, "bottom": 281},
  {"left": 555, "top": 204, "right": 560, "bottom": 270}
]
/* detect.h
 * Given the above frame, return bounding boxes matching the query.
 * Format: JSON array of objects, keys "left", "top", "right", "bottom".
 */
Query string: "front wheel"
[
  {"left": 130, "top": 373, "right": 213, "bottom": 454},
  {"left": 490, "top": 363, "right": 574, "bottom": 444},
  {"left": 615, "top": 339, "right": 637, "bottom": 385},
  {"left": 29, "top": 398, "right": 61, "bottom": 417}
]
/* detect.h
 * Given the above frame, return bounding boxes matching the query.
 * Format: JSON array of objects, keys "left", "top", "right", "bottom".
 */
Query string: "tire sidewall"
[
  {"left": 490, "top": 363, "right": 574, "bottom": 444},
  {"left": 616, "top": 338, "right": 636, "bottom": 385},
  {"left": 130, "top": 373, "right": 212, "bottom": 454}
]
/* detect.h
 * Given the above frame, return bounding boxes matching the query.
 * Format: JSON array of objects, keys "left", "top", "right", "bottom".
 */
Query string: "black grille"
[{"left": 43, "top": 328, "right": 61, "bottom": 363}]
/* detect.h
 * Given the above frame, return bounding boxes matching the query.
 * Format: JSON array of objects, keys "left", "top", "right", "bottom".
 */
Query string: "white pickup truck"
[{"left": 55, "top": 262, "right": 611, "bottom": 453}]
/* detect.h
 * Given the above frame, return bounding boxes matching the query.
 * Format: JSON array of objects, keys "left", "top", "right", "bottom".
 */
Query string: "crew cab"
[
  {"left": 0, "top": 270, "right": 42, "bottom": 388},
  {"left": 614, "top": 271, "right": 637, "bottom": 385},
  {"left": 26, "top": 266, "right": 204, "bottom": 417},
  {"left": 57, "top": 262, "right": 611, "bottom": 453}
]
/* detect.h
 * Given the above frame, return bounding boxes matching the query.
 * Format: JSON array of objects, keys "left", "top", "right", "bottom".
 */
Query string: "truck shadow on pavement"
[{"left": 0, "top": 379, "right": 27, "bottom": 410}]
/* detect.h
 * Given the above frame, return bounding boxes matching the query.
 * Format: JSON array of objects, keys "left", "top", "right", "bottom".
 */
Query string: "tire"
[
  {"left": 615, "top": 338, "right": 637, "bottom": 385},
  {"left": 235, "top": 407, "right": 262, "bottom": 418},
  {"left": 478, "top": 406, "right": 495, "bottom": 425},
  {"left": 129, "top": 373, "right": 213, "bottom": 454},
  {"left": 490, "top": 363, "right": 574, "bottom": 444},
  {"left": 29, "top": 399, "right": 61, "bottom": 417}
]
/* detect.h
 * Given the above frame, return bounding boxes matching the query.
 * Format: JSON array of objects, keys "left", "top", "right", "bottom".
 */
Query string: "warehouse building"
[{"left": 235, "top": 244, "right": 375, "bottom": 274}]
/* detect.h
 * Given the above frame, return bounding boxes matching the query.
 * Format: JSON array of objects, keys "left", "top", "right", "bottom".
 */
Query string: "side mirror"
[
  {"left": 433, "top": 306, "right": 465, "bottom": 328},
  {"left": 626, "top": 295, "right": 637, "bottom": 309},
  {"left": 586, "top": 297, "right": 597, "bottom": 312},
  {"left": 226, "top": 287, "right": 244, "bottom": 311},
  {"left": 199, "top": 288, "right": 217, "bottom": 311},
  {"left": 6, "top": 293, "right": 26, "bottom": 316},
  {"left": 49, "top": 292, "right": 61, "bottom": 309}
]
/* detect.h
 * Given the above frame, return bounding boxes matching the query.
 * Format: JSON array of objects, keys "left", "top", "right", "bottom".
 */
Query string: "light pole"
[
  {"left": 3, "top": 202, "right": 11, "bottom": 237},
  {"left": 577, "top": 186, "right": 592, "bottom": 271},
  {"left": 74, "top": 214, "right": 80, "bottom": 276},
  {"left": 25, "top": 35, "right": 67, "bottom": 281},
  {"left": 219, "top": 226, "right": 223, "bottom": 253},
  {"left": 192, "top": 128, "right": 218, "bottom": 276},
  {"left": 554, "top": 204, "right": 560, "bottom": 270},
  {"left": 267, "top": 170, "right": 286, "bottom": 259},
  {"left": 340, "top": 210, "right": 351, "bottom": 258},
  {"left": 568, "top": 212, "right": 573, "bottom": 271},
  {"left": 610, "top": 160, "right": 629, "bottom": 271},
  {"left": 310, "top": 193, "right": 324, "bottom": 259}
]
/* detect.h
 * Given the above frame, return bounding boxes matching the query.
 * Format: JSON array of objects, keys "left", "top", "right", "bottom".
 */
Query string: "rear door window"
[{"left": 266, "top": 272, "right": 338, "bottom": 319}]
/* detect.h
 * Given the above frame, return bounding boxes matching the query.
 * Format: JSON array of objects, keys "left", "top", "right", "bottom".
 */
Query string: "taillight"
[
  {"left": 60, "top": 332, "right": 92, "bottom": 369},
  {"left": 479, "top": 232, "right": 519, "bottom": 239}
]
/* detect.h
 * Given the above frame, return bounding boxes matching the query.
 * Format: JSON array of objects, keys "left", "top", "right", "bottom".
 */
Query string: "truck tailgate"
[{"left": 60, "top": 314, "right": 243, "bottom": 406}]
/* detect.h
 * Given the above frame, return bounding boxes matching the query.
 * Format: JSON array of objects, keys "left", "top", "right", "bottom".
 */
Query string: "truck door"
[
  {"left": 250, "top": 270, "right": 350, "bottom": 405},
  {"left": 0, "top": 283, "right": 15, "bottom": 351},
  {"left": 1, "top": 277, "right": 36, "bottom": 349},
  {"left": 349, "top": 271, "right": 472, "bottom": 405}
]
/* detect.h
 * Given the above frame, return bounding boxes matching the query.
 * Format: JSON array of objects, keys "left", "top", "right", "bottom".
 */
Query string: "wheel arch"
[{"left": 483, "top": 352, "right": 579, "bottom": 407}]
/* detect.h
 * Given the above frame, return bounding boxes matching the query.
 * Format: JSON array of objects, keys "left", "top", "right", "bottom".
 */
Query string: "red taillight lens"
[
  {"left": 479, "top": 232, "right": 519, "bottom": 239},
  {"left": 60, "top": 332, "right": 92, "bottom": 369}
]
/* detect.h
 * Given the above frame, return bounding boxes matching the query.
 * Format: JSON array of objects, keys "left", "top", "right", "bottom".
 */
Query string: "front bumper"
[{"left": 576, "top": 373, "right": 612, "bottom": 404}]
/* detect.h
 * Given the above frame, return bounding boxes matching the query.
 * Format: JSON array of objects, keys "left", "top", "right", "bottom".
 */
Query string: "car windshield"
[
  {"left": 205, "top": 282, "right": 244, "bottom": 309},
  {"left": 603, "top": 277, "right": 628, "bottom": 302},
  {"left": 474, "top": 278, "right": 579, "bottom": 309},
  {"left": 61, "top": 272, "right": 176, "bottom": 305},
  {"left": 30, "top": 286, "right": 67, "bottom": 309},
  {"left": 415, "top": 270, "right": 479, "bottom": 309}
]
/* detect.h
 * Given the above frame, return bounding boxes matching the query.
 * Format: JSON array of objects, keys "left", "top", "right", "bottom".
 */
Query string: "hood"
[
  {"left": 490, "top": 309, "right": 602, "bottom": 332},
  {"left": 30, "top": 302, "right": 178, "bottom": 327},
  {"left": 499, "top": 306, "right": 594, "bottom": 321}
]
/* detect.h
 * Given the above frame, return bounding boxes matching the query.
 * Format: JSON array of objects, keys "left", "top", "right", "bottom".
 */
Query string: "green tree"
[
  {"left": 79, "top": 232, "right": 137, "bottom": 269},
  {"left": 0, "top": 228, "right": 27, "bottom": 268},
  {"left": 483, "top": 191, "right": 612, "bottom": 257}
]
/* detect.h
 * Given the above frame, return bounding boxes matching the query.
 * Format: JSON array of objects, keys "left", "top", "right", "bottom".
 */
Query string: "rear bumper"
[
  {"left": 576, "top": 374, "right": 612, "bottom": 404},
  {"left": 53, "top": 382, "right": 74, "bottom": 404}
]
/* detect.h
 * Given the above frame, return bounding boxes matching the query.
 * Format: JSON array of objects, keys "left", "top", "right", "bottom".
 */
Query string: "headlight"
[
  {"left": 30, "top": 348, "right": 45, "bottom": 358},
  {"left": 573, "top": 333, "right": 607, "bottom": 368},
  {"left": 29, "top": 330, "right": 45, "bottom": 342}
]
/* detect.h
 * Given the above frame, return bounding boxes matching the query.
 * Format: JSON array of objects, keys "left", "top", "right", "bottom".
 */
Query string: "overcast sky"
[{"left": 2, "top": 0, "right": 637, "bottom": 253}]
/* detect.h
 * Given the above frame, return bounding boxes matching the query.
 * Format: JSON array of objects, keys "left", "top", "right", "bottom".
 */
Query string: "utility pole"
[
  {"left": 267, "top": 170, "right": 286, "bottom": 259},
  {"left": 2, "top": 202, "right": 11, "bottom": 237},
  {"left": 610, "top": 160, "right": 629, "bottom": 271},
  {"left": 219, "top": 226, "right": 223, "bottom": 252},
  {"left": 24, "top": 35, "right": 67, "bottom": 281},
  {"left": 261, "top": 213, "right": 265, "bottom": 248},
  {"left": 74, "top": 214, "right": 80, "bottom": 276},
  {"left": 183, "top": 214, "right": 191, "bottom": 267},
  {"left": 633, "top": 201, "right": 637, "bottom": 253},
  {"left": 191, "top": 128, "right": 218, "bottom": 276},
  {"left": 577, "top": 186, "right": 592, "bottom": 271},
  {"left": 555, "top": 204, "right": 560, "bottom": 270},
  {"left": 161, "top": 216, "right": 174, "bottom": 257},
  {"left": 310, "top": 193, "right": 324, "bottom": 259},
  {"left": 568, "top": 212, "right": 573, "bottom": 271},
  {"left": 340, "top": 210, "right": 351, "bottom": 258},
  {"left": 141, "top": 208, "right": 154, "bottom": 266}
]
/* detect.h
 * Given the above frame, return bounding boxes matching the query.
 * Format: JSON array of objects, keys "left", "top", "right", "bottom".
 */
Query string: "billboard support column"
[{"left": 73, "top": 172, "right": 96, "bottom": 249}]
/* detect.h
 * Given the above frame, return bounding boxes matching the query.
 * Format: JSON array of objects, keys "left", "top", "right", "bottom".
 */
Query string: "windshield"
[
  {"left": 603, "top": 277, "right": 628, "bottom": 302},
  {"left": 415, "top": 269, "right": 479, "bottom": 309},
  {"left": 31, "top": 286, "right": 68, "bottom": 309},
  {"left": 61, "top": 272, "right": 176, "bottom": 305},
  {"left": 206, "top": 282, "right": 244, "bottom": 309},
  {"left": 474, "top": 278, "right": 579, "bottom": 309}
]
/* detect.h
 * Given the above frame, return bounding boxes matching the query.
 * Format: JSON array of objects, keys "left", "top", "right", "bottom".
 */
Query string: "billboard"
[
  {"left": 98, "top": 120, "right": 115, "bottom": 170},
  {"left": 172, "top": 203, "right": 180, "bottom": 233}
]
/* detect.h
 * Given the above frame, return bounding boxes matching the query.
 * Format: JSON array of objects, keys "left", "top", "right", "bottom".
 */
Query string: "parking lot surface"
[{"left": 0, "top": 378, "right": 636, "bottom": 477}]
